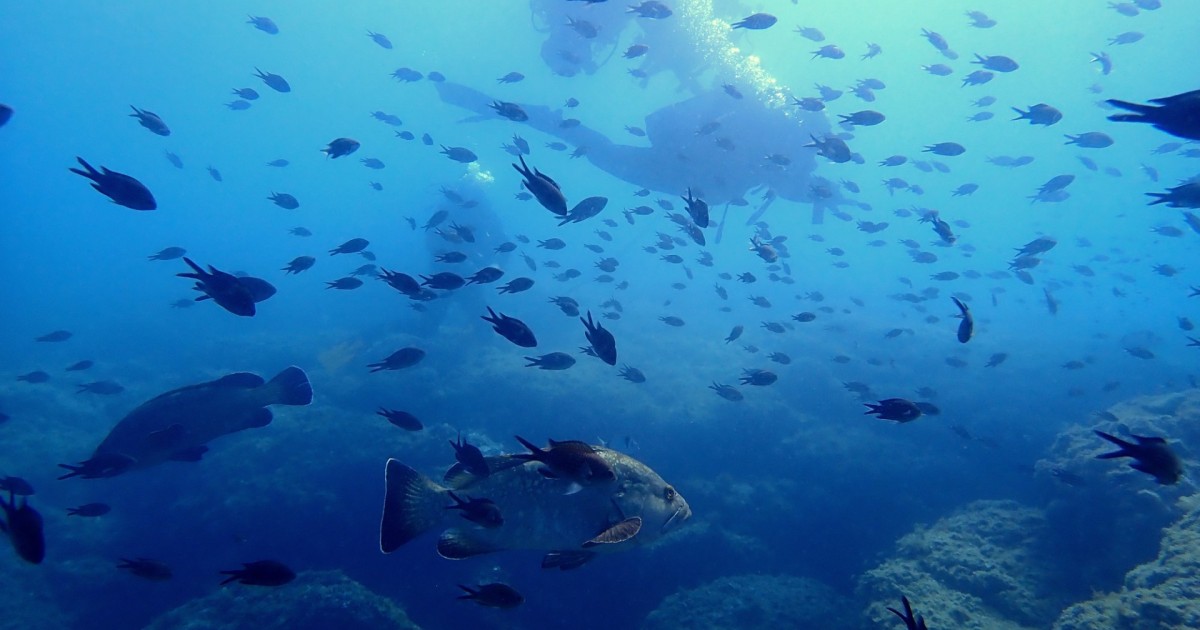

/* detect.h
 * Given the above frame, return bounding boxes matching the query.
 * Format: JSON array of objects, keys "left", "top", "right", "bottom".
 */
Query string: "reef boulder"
[{"left": 644, "top": 573, "right": 864, "bottom": 629}]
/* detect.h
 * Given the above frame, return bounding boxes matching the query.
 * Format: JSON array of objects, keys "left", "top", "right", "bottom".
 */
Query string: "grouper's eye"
[{"left": 663, "top": 486, "right": 676, "bottom": 502}]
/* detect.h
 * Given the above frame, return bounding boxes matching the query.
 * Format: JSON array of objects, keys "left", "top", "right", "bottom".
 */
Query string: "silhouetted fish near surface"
[
  {"left": 247, "top": 15, "right": 277, "bottom": 34},
  {"left": 1095, "top": 431, "right": 1182, "bottom": 484},
  {"left": 219, "top": 560, "right": 295, "bottom": 586},
  {"left": 70, "top": 157, "right": 157, "bottom": 210},
  {"left": 58, "top": 367, "right": 312, "bottom": 479},
  {"left": 321, "top": 137, "right": 359, "bottom": 158},
  {"left": 379, "top": 443, "right": 690, "bottom": 570}
]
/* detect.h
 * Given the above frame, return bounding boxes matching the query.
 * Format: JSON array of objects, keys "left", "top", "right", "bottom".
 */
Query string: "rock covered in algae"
[
  {"left": 643, "top": 573, "right": 864, "bottom": 629},
  {"left": 857, "top": 500, "right": 1064, "bottom": 630},
  {"left": 1033, "top": 390, "right": 1198, "bottom": 593},
  {"left": 143, "top": 570, "right": 420, "bottom": 630},
  {"left": 1053, "top": 495, "right": 1200, "bottom": 630}
]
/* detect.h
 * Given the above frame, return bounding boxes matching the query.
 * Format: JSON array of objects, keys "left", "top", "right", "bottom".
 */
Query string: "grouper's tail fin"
[
  {"left": 381, "top": 459, "right": 447, "bottom": 553},
  {"left": 265, "top": 366, "right": 312, "bottom": 406}
]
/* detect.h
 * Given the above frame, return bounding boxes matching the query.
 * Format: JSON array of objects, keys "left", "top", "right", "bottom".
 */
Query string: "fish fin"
[
  {"left": 1094, "top": 431, "right": 1134, "bottom": 458},
  {"left": 541, "top": 550, "right": 596, "bottom": 570},
  {"left": 380, "top": 459, "right": 447, "bottom": 553},
  {"left": 563, "top": 481, "right": 583, "bottom": 495},
  {"left": 244, "top": 408, "right": 273, "bottom": 429},
  {"left": 1133, "top": 435, "right": 1167, "bottom": 445},
  {"left": 265, "top": 366, "right": 312, "bottom": 405},
  {"left": 69, "top": 156, "right": 99, "bottom": 180},
  {"left": 215, "top": 372, "right": 265, "bottom": 389},
  {"left": 437, "top": 529, "right": 501, "bottom": 559},
  {"left": 583, "top": 516, "right": 642, "bottom": 547},
  {"left": 444, "top": 456, "right": 522, "bottom": 488},
  {"left": 169, "top": 446, "right": 207, "bottom": 462}
]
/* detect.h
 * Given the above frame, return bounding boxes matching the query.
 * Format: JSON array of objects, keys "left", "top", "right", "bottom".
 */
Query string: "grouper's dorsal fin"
[
  {"left": 437, "top": 529, "right": 502, "bottom": 559},
  {"left": 214, "top": 373, "right": 265, "bottom": 388},
  {"left": 582, "top": 516, "right": 642, "bottom": 548},
  {"left": 443, "top": 455, "right": 525, "bottom": 488}
]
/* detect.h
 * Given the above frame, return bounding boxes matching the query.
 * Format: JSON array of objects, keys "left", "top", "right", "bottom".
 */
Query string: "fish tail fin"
[
  {"left": 265, "top": 366, "right": 312, "bottom": 406},
  {"left": 381, "top": 459, "right": 447, "bottom": 553},
  {"left": 1105, "top": 99, "right": 1154, "bottom": 116},
  {"left": 513, "top": 435, "right": 544, "bottom": 460},
  {"left": 69, "top": 156, "right": 98, "bottom": 180},
  {"left": 1095, "top": 430, "right": 1134, "bottom": 458}
]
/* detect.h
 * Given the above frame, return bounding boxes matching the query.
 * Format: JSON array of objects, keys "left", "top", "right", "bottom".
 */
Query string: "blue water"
[{"left": 2, "top": 1, "right": 1198, "bottom": 628}]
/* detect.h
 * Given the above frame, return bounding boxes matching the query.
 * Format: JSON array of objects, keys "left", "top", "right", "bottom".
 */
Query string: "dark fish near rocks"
[
  {"left": 219, "top": 560, "right": 295, "bottom": 586},
  {"left": 864, "top": 398, "right": 923, "bottom": 423},
  {"left": 58, "top": 367, "right": 311, "bottom": 479},
  {"left": 177, "top": 258, "right": 256, "bottom": 316},
  {"left": 482, "top": 307, "right": 537, "bottom": 348},
  {"left": 1095, "top": 431, "right": 1182, "bottom": 484},
  {"left": 379, "top": 443, "right": 690, "bottom": 570},
  {"left": 581, "top": 311, "right": 617, "bottom": 365},
  {"left": 457, "top": 583, "right": 524, "bottom": 608}
]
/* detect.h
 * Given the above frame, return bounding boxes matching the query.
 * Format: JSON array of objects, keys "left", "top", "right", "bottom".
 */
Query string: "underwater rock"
[
  {"left": 644, "top": 573, "right": 863, "bottom": 629},
  {"left": 857, "top": 500, "right": 1063, "bottom": 629},
  {"left": 1052, "top": 496, "right": 1200, "bottom": 629},
  {"left": 1033, "top": 390, "right": 1198, "bottom": 594},
  {"left": 143, "top": 570, "right": 420, "bottom": 630}
]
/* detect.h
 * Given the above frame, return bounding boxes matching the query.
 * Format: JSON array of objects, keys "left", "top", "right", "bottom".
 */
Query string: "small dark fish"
[
  {"left": 1, "top": 492, "right": 45, "bottom": 564},
  {"left": 513, "top": 156, "right": 567, "bottom": 216},
  {"left": 1064, "top": 132, "right": 1114, "bottom": 148},
  {"left": 66, "top": 503, "right": 110, "bottom": 517},
  {"left": 446, "top": 492, "right": 502, "bottom": 528},
  {"left": 513, "top": 436, "right": 614, "bottom": 488},
  {"left": 367, "top": 348, "right": 426, "bottom": 372},
  {"left": 36, "top": 329, "right": 73, "bottom": 342},
  {"left": 129, "top": 105, "right": 170, "bottom": 136},
  {"left": 377, "top": 408, "right": 422, "bottom": 431},
  {"left": 218, "top": 560, "right": 295, "bottom": 586},
  {"left": 1107, "top": 90, "right": 1200, "bottom": 141},
  {"left": 321, "top": 137, "right": 360, "bottom": 158},
  {"left": 1012, "top": 103, "right": 1062, "bottom": 126},
  {"left": 951, "top": 297, "right": 973, "bottom": 343},
  {"left": 525, "top": 352, "right": 576, "bottom": 370},
  {"left": 581, "top": 311, "right": 617, "bottom": 365},
  {"left": 65, "top": 360, "right": 94, "bottom": 371},
  {"left": 253, "top": 68, "right": 290, "bottom": 92},
  {"left": 268, "top": 192, "right": 299, "bottom": 209},
  {"left": 69, "top": 157, "right": 156, "bottom": 210},
  {"left": 449, "top": 434, "right": 489, "bottom": 477},
  {"left": 864, "top": 398, "right": 923, "bottom": 423},
  {"left": 117, "top": 557, "right": 172, "bottom": 580},
  {"left": 367, "top": 30, "right": 392, "bottom": 49},
  {"left": 330, "top": 238, "right": 369, "bottom": 255},
  {"left": 247, "top": 15, "right": 278, "bottom": 34},
  {"left": 441, "top": 146, "right": 477, "bottom": 163},
  {"left": 177, "top": 258, "right": 256, "bottom": 316},
  {"left": 732, "top": 13, "right": 776, "bottom": 29},
  {"left": 17, "top": 371, "right": 50, "bottom": 383},
  {"left": 1095, "top": 431, "right": 1182, "bottom": 484},
  {"left": 971, "top": 54, "right": 1018, "bottom": 72},
  {"left": 482, "top": 307, "right": 537, "bottom": 348},
  {"left": 457, "top": 583, "right": 524, "bottom": 608},
  {"left": 281, "top": 256, "right": 315, "bottom": 275},
  {"left": 0, "top": 104, "right": 11, "bottom": 127},
  {"left": 887, "top": 596, "right": 928, "bottom": 630}
]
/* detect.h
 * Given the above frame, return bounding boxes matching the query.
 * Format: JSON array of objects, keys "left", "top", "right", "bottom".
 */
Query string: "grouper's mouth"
[{"left": 660, "top": 504, "right": 692, "bottom": 533}]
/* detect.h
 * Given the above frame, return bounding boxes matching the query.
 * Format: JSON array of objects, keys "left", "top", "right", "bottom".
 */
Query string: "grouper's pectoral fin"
[
  {"left": 541, "top": 550, "right": 596, "bottom": 570},
  {"left": 437, "top": 529, "right": 502, "bottom": 560},
  {"left": 583, "top": 516, "right": 642, "bottom": 548},
  {"left": 243, "top": 408, "right": 273, "bottom": 429}
]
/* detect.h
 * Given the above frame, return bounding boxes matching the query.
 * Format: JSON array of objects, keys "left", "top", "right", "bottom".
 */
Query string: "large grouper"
[
  {"left": 380, "top": 442, "right": 692, "bottom": 569},
  {"left": 59, "top": 366, "right": 312, "bottom": 479}
]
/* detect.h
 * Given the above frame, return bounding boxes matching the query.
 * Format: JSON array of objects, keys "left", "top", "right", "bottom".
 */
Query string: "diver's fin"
[
  {"left": 169, "top": 446, "right": 208, "bottom": 462},
  {"left": 541, "top": 550, "right": 596, "bottom": 570},
  {"left": 380, "top": 459, "right": 447, "bottom": 553},
  {"left": 265, "top": 366, "right": 312, "bottom": 406},
  {"left": 244, "top": 408, "right": 273, "bottom": 429},
  {"left": 215, "top": 373, "right": 265, "bottom": 388},
  {"left": 583, "top": 516, "right": 642, "bottom": 547},
  {"left": 437, "top": 529, "right": 502, "bottom": 559}
]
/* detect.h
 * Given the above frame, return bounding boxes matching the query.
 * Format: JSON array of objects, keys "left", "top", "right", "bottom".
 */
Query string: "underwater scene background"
[{"left": 3, "top": 0, "right": 1200, "bottom": 628}]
